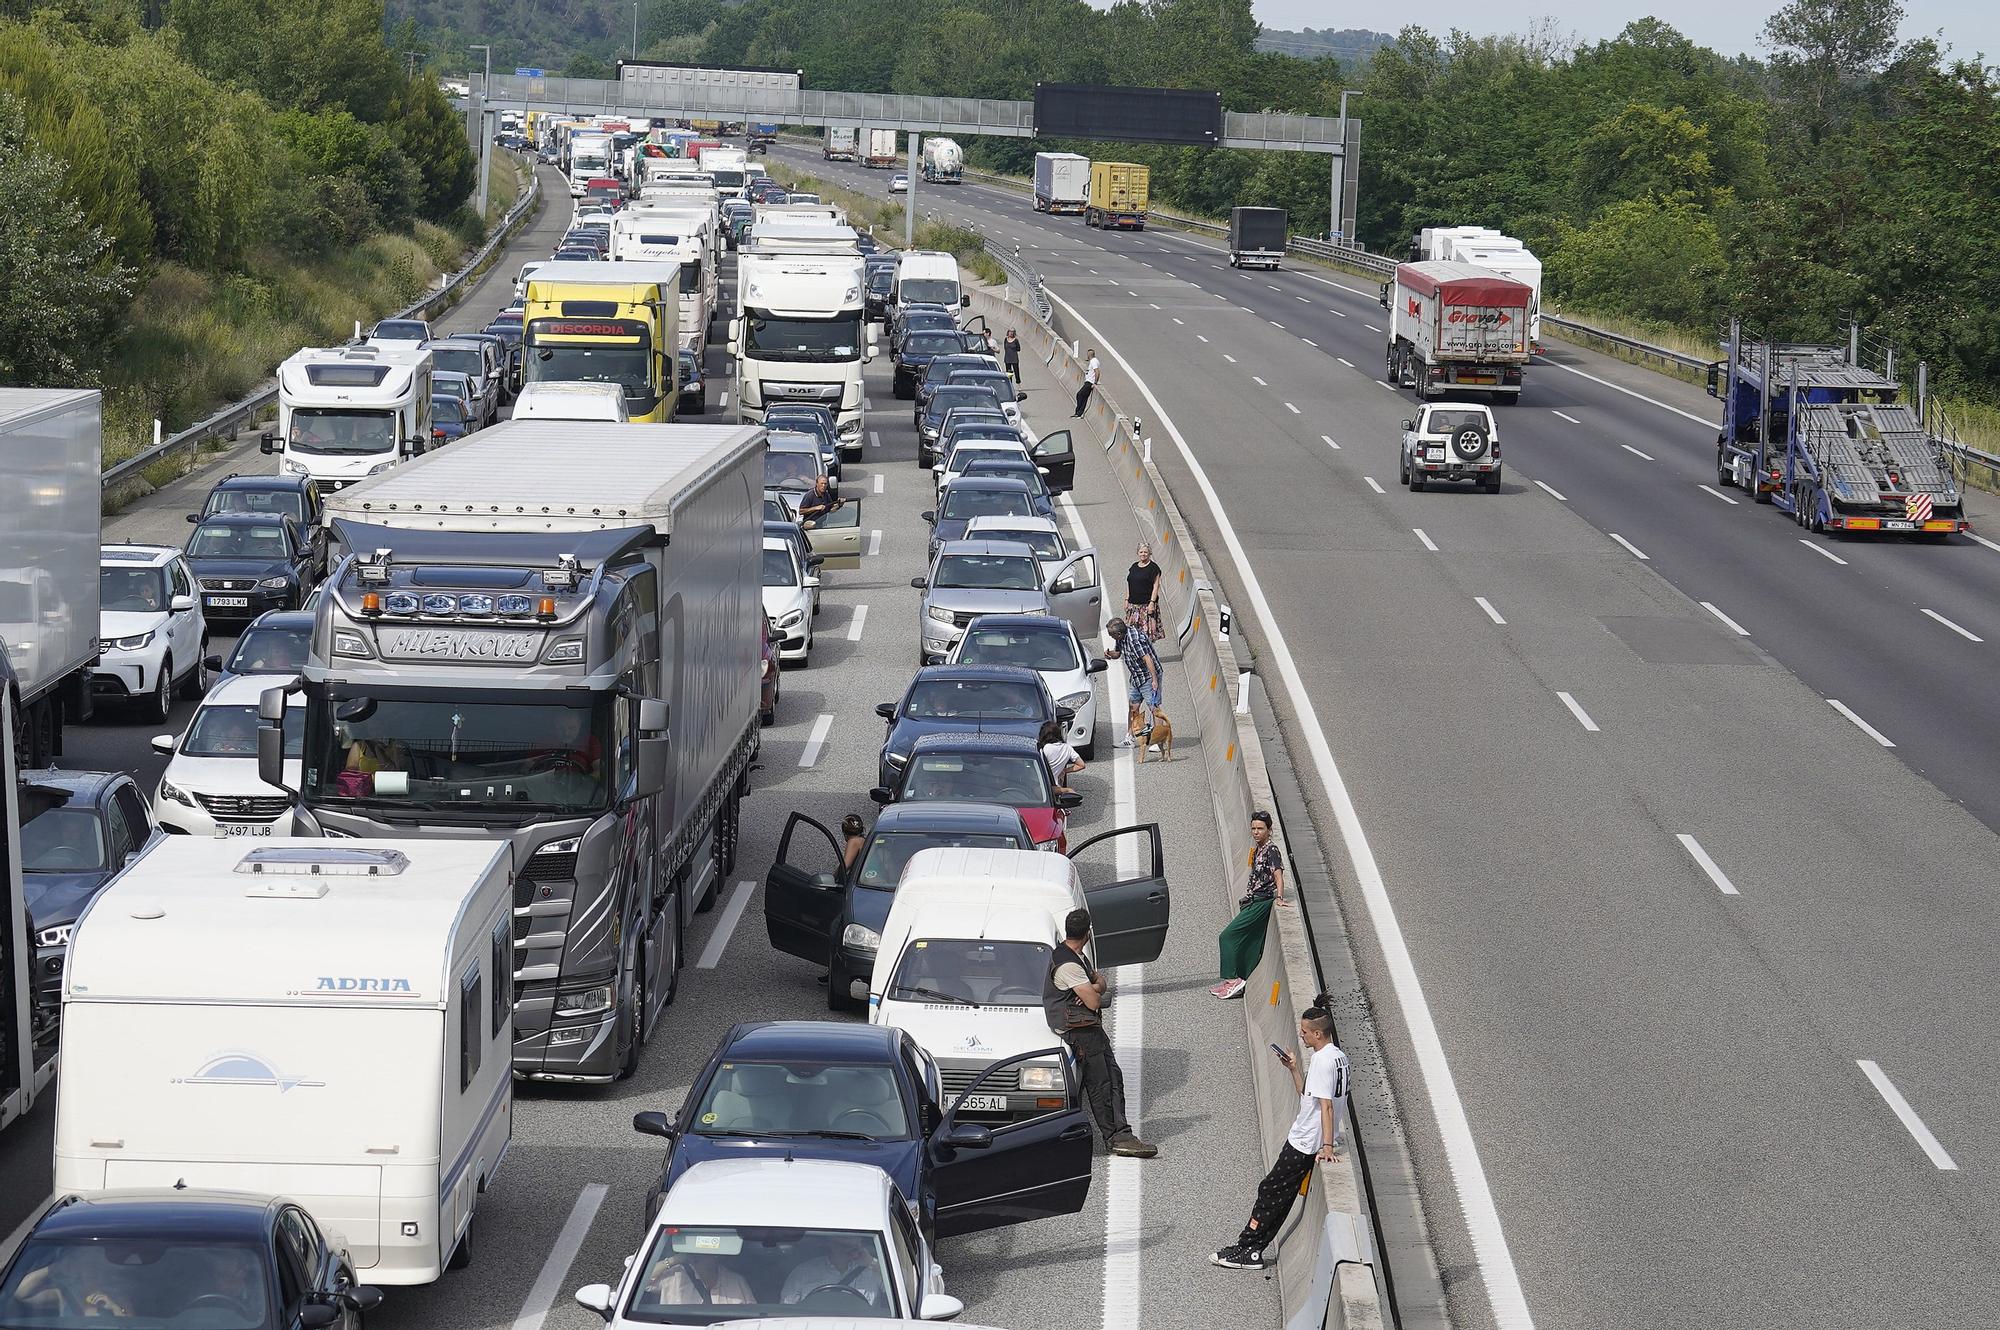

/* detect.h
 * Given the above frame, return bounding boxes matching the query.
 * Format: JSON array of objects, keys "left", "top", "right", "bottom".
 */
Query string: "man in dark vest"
[{"left": 1044, "top": 907, "right": 1158, "bottom": 1158}]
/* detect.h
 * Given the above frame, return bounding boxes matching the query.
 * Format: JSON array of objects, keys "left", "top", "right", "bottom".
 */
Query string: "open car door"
[
  {"left": 1067, "top": 823, "right": 1170, "bottom": 968},
  {"left": 958, "top": 315, "right": 992, "bottom": 354},
  {"left": 1045, "top": 547, "right": 1102, "bottom": 640},
  {"left": 930, "top": 1046, "right": 1094, "bottom": 1237},
  {"left": 1030, "top": 428, "right": 1076, "bottom": 493},
  {"left": 803, "top": 496, "right": 864, "bottom": 569},
  {"left": 763, "top": 812, "right": 846, "bottom": 962}
]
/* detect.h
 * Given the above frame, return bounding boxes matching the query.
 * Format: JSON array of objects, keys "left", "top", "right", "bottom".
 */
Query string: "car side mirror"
[
  {"left": 919, "top": 512, "right": 935, "bottom": 525},
  {"left": 299, "top": 1305, "right": 340, "bottom": 1330},
  {"left": 259, "top": 432, "right": 276, "bottom": 455},
  {"left": 632, "top": 1110, "right": 675, "bottom": 1139},
  {"left": 875, "top": 702, "right": 898, "bottom": 721},
  {"left": 921, "top": 1292, "right": 967, "bottom": 1321},
  {"left": 573, "top": 1284, "right": 614, "bottom": 1321},
  {"left": 169, "top": 595, "right": 195, "bottom": 612},
  {"left": 150, "top": 734, "right": 175, "bottom": 756},
  {"left": 205, "top": 654, "right": 224, "bottom": 671},
  {"left": 1402, "top": 419, "right": 1415, "bottom": 431},
  {"left": 1055, "top": 706, "right": 1076, "bottom": 724},
  {"left": 804, "top": 574, "right": 822, "bottom": 589},
  {"left": 342, "top": 1288, "right": 384, "bottom": 1313},
  {"left": 940, "top": 1121, "right": 992, "bottom": 1150},
  {"left": 185, "top": 513, "right": 200, "bottom": 524},
  {"left": 1055, "top": 790, "right": 1084, "bottom": 810},
  {"left": 960, "top": 294, "right": 971, "bottom": 308},
  {"left": 1088, "top": 657, "right": 1107, "bottom": 674},
  {"left": 869, "top": 786, "right": 894, "bottom": 805},
  {"left": 909, "top": 576, "right": 927, "bottom": 589}
]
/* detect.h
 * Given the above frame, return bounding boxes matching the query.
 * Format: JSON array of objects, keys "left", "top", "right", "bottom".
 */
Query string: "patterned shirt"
[
  {"left": 1116, "top": 622, "right": 1160, "bottom": 681},
  {"left": 1245, "top": 841, "right": 1283, "bottom": 902}
]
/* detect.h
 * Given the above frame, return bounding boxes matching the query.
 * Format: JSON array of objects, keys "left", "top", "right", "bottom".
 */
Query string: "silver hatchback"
[{"left": 911, "top": 539, "right": 1098, "bottom": 666}]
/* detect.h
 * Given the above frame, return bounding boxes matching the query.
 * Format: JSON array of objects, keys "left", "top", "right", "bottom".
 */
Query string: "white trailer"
[
  {"left": 921, "top": 137, "right": 964, "bottom": 183},
  {"left": 823, "top": 126, "right": 859, "bottom": 161},
  {"left": 1387, "top": 260, "right": 1532, "bottom": 402},
  {"left": 1, "top": 650, "right": 56, "bottom": 1136},
  {"left": 864, "top": 128, "right": 899, "bottom": 169},
  {"left": 0, "top": 389, "right": 101, "bottom": 769},
  {"left": 1033, "top": 152, "right": 1089, "bottom": 214},
  {"left": 55, "top": 838, "right": 515, "bottom": 1284}
]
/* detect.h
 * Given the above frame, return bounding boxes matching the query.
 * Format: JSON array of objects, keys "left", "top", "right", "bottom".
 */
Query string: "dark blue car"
[
  {"left": 873, "top": 663, "right": 1065, "bottom": 790},
  {"left": 184, "top": 513, "right": 315, "bottom": 622},
  {"left": 429, "top": 394, "right": 472, "bottom": 442},
  {"left": 21, "top": 770, "right": 161, "bottom": 1021},
  {"left": 633, "top": 1021, "right": 1093, "bottom": 1241},
  {"left": 764, "top": 801, "right": 1034, "bottom": 1010}
]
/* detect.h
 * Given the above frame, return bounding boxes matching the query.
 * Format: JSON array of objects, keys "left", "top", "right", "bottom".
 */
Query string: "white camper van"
[
  {"left": 264, "top": 345, "right": 434, "bottom": 494},
  {"left": 54, "top": 838, "right": 515, "bottom": 1286}
]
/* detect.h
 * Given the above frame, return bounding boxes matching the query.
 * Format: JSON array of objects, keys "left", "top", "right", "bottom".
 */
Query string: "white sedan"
[
  {"left": 949, "top": 612, "right": 1105, "bottom": 758},
  {"left": 890, "top": 173, "right": 910, "bottom": 194},
  {"left": 574, "top": 1158, "right": 964, "bottom": 1324},
  {"left": 149, "top": 673, "right": 301, "bottom": 837},
  {"left": 762, "top": 536, "right": 818, "bottom": 664}
]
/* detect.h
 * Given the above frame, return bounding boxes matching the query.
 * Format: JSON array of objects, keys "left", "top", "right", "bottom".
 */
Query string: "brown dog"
[{"left": 1127, "top": 703, "right": 1173, "bottom": 762}]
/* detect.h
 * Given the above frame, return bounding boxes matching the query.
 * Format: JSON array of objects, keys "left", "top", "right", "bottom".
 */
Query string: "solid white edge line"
[
  {"left": 1675, "top": 833, "right": 1739, "bottom": 896},
  {"left": 1919, "top": 607, "right": 1983, "bottom": 641},
  {"left": 1413, "top": 527, "right": 1439, "bottom": 552},
  {"left": 1533, "top": 480, "right": 1568, "bottom": 501},
  {"left": 1474, "top": 596, "right": 1506, "bottom": 625},
  {"left": 867, "top": 529, "right": 882, "bottom": 558},
  {"left": 1827, "top": 699, "right": 1896, "bottom": 748},
  {"left": 1699, "top": 601, "right": 1750, "bottom": 637},
  {"left": 1036, "top": 286, "right": 1541, "bottom": 1330},
  {"left": 1620, "top": 444, "right": 1655, "bottom": 461},
  {"left": 1364, "top": 476, "right": 1385, "bottom": 494},
  {"left": 696, "top": 880, "right": 757, "bottom": 969},
  {"left": 1550, "top": 410, "right": 1580, "bottom": 424},
  {"left": 1857, "top": 1060, "right": 1958, "bottom": 1170},
  {"left": 510, "top": 1183, "right": 610, "bottom": 1330},
  {"left": 1968, "top": 532, "right": 2000, "bottom": 554},
  {"left": 847, "top": 604, "right": 869, "bottom": 642},
  {"left": 1609, "top": 532, "right": 1649, "bottom": 560},
  {"left": 1798, "top": 539, "right": 1848, "bottom": 565},
  {"left": 1698, "top": 484, "right": 1740, "bottom": 505},
  {"left": 1555, "top": 691, "right": 1600, "bottom": 732},
  {"left": 798, "top": 713, "right": 834, "bottom": 767},
  {"left": 1536, "top": 356, "right": 1716, "bottom": 426},
  {"left": 1102, "top": 659, "right": 1144, "bottom": 1330}
]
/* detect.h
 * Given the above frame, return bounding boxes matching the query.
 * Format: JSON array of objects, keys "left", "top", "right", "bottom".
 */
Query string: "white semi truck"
[
  {"left": 1033, "top": 152, "right": 1089, "bottom": 213},
  {"left": 864, "top": 127, "right": 899, "bottom": 168},
  {"left": 1411, "top": 226, "right": 1545, "bottom": 351},
  {"left": 823, "top": 126, "right": 859, "bottom": 161},
  {"left": 921, "top": 137, "right": 964, "bottom": 183},
  {"left": 734, "top": 221, "right": 873, "bottom": 449}
]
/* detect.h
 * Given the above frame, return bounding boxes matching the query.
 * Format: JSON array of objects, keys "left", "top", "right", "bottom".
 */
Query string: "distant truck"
[
  {"left": 1228, "top": 207, "right": 1287, "bottom": 269},
  {"left": 1707, "top": 320, "right": 1964, "bottom": 533},
  {"left": 1033, "top": 152, "right": 1089, "bottom": 214},
  {"left": 1410, "top": 226, "right": 1545, "bottom": 351},
  {"left": 749, "top": 122, "right": 779, "bottom": 146},
  {"left": 823, "top": 126, "right": 859, "bottom": 161},
  {"left": 1085, "top": 162, "right": 1148, "bottom": 230},
  {"left": 864, "top": 127, "right": 899, "bottom": 169},
  {"left": 1385, "top": 260, "right": 1531, "bottom": 403},
  {"left": 0, "top": 389, "right": 101, "bottom": 770},
  {"left": 921, "top": 137, "right": 964, "bottom": 183}
]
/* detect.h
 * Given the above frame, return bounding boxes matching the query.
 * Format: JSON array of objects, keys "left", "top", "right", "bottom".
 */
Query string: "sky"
[{"left": 1252, "top": 1, "right": 2000, "bottom": 61}]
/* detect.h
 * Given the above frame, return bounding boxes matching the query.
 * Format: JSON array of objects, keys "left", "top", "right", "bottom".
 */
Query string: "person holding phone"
[{"left": 1212, "top": 994, "right": 1350, "bottom": 1271}]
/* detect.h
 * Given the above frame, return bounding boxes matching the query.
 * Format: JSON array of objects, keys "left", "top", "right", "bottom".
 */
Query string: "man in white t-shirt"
[
  {"left": 1073, "top": 350, "right": 1102, "bottom": 417},
  {"left": 1212, "top": 996, "right": 1350, "bottom": 1271}
]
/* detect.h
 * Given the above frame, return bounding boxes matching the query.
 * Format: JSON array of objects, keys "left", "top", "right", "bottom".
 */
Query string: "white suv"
[
  {"left": 95, "top": 544, "right": 210, "bottom": 723},
  {"left": 1400, "top": 402, "right": 1502, "bottom": 492}
]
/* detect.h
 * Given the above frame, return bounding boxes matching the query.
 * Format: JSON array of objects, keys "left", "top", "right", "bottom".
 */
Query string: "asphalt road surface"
[{"left": 776, "top": 143, "right": 2000, "bottom": 1330}]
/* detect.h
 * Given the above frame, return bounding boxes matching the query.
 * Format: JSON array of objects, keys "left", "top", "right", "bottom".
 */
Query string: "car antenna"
[{"left": 173, "top": 1178, "right": 187, "bottom": 1190}]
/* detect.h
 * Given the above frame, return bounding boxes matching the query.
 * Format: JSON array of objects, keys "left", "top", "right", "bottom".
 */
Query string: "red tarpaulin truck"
[{"left": 1384, "top": 260, "right": 1531, "bottom": 403}]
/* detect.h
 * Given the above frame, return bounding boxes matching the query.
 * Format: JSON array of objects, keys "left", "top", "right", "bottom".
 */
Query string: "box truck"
[
  {"left": 55, "top": 838, "right": 514, "bottom": 1283},
  {"left": 1085, "top": 162, "right": 1149, "bottom": 230},
  {"left": 864, "top": 128, "right": 900, "bottom": 169},
  {"left": 1228, "top": 207, "right": 1287, "bottom": 270},
  {"left": 1385, "top": 260, "right": 1532, "bottom": 402},
  {"left": 0, "top": 389, "right": 101, "bottom": 770},
  {"left": 1033, "top": 152, "right": 1089, "bottom": 214},
  {"left": 823, "top": 126, "right": 859, "bottom": 161},
  {"left": 270, "top": 425, "right": 765, "bottom": 1085},
  {"left": 523, "top": 261, "right": 682, "bottom": 421}
]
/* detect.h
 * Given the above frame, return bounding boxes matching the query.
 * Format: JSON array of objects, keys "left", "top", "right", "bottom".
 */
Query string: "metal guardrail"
[{"left": 101, "top": 160, "right": 543, "bottom": 493}]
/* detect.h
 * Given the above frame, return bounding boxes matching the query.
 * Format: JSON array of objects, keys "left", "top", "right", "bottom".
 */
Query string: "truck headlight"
[
  {"left": 257, "top": 576, "right": 292, "bottom": 590},
  {"left": 554, "top": 984, "right": 614, "bottom": 1017},
  {"left": 926, "top": 605, "right": 956, "bottom": 626},
  {"left": 157, "top": 778, "right": 195, "bottom": 807},
  {"left": 536, "top": 837, "right": 582, "bottom": 856},
  {"left": 282, "top": 459, "right": 310, "bottom": 476},
  {"left": 1057, "top": 691, "right": 1092, "bottom": 711},
  {"left": 841, "top": 924, "right": 881, "bottom": 952},
  {"left": 110, "top": 631, "right": 153, "bottom": 651},
  {"left": 1019, "top": 1064, "right": 1060, "bottom": 1091}
]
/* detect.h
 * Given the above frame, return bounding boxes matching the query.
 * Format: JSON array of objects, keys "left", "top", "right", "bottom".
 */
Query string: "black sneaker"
[{"left": 1211, "top": 1245, "right": 1267, "bottom": 1270}]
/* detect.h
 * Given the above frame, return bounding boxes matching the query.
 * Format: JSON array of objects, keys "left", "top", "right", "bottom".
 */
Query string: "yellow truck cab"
[{"left": 522, "top": 261, "right": 682, "bottom": 421}]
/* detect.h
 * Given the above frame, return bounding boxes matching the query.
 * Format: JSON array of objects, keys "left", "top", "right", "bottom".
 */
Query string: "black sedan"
[
  {"left": 677, "top": 348, "right": 706, "bottom": 414},
  {"left": 765, "top": 801, "right": 1033, "bottom": 1010},
  {"left": 632, "top": 1021, "right": 1092, "bottom": 1240},
  {"left": 189, "top": 473, "right": 326, "bottom": 579},
  {"left": 185, "top": 513, "right": 316, "bottom": 622},
  {"left": 21, "top": 769, "right": 161, "bottom": 1020},
  {"left": 874, "top": 663, "right": 1066, "bottom": 790},
  {"left": 0, "top": 1190, "right": 381, "bottom": 1328}
]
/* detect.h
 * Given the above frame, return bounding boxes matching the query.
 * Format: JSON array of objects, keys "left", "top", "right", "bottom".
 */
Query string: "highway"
[
  {"left": 1, "top": 165, "right": 1295, "bottom": 1330},
  {"left": 775, "top": 144, "right": 2000, "bottom": 1328}
]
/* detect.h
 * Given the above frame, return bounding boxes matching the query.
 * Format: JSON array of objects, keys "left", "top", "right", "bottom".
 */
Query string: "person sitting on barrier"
[{"left": 1211, "top": 810, "right": 1286, "bottom": 1001}]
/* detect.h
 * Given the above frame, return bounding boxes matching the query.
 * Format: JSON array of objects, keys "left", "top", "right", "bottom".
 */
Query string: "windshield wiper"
[
  {"left": 892, "top": 984, "right": 981, "bottom": 1008},
  {"left": 788, "top": 1128, "right": 878, "bottom": 1142}
]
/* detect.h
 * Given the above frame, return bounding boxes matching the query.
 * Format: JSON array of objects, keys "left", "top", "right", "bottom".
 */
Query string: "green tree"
[
  {"left": 384, "top": 74, "right": 476, "bottom": 220},
  {"left": 1573, "top": 103, "right": 1720, "bottom": 207},
  {"left": 1548, "top": 195, "right": 1726, "bottom": 327},
  {"left": 1763, "top": 0, "right": 1903, "bottom": 144}
]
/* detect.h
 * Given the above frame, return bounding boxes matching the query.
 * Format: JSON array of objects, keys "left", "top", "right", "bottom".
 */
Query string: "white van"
[
  {"left": 868, "top": 843, "right": 1168, "bottom": 1118},
  {"left": 511, "top": 381, "right": 633, "bottom": 423},
  {"left": 55, "top": 838, "right": 515, "bottom": 1285},
  {"left": 892, "top": 251, "right": 966, "bottom": 315},
  {"left": 264, "top": 345, "right": 433, "bottom": 494}
]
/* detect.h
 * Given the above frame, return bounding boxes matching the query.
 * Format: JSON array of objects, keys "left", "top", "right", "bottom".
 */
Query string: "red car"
[
  {"left": 870, "top": 731, "right": 1080, "bottom": 851},
  {"left": 759, "top": 613, "right": 781, "bottom": 726}
]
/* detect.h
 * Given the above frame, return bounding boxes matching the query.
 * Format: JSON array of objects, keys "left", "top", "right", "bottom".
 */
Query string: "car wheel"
[
  {"left": 826, "top": 958, "right": 863, "bottom": 1013},
  {"left": 1398, "top": 457, "right": 1409, "bottom": 485},
  {"left": 178, "top": 642, "right": 209, "bottom": 701},
  {"left": 1483, "top": 475, "right": 1501, "bottom": 493},
  {"left": 148, "top": 658, "right": 173, "bottom": 723},
  {"left": 1078, "top": 736, "right": 1095, "bottom": 761},
  {"left": 1408, "top": 473, "right": 1426, "bottom": 492},
  {"left": 760, "top": 698, "right": 776, "bottom": 726}
]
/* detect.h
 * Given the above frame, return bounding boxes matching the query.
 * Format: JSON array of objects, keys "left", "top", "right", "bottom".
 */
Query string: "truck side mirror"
[
  {"left": 259, "top": 431, "right": 276, "bottom": 455},
  {"left": 633, "top": 736, "right": 669, "bottom": 798},
  {"left": 257, "top": 723, "right": 287, "bottom": 791},
  {"left": 637, "top": 697, "right": 669, "bottom": 733}
]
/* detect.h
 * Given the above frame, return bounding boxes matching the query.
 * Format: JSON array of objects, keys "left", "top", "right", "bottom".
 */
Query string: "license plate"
[
  {"left": 206, "top": 595, "right": 249, "bottom": 608},
  {"left": 1458, "top": 375, "right": 1496, "bottom": 385},
  {"left": 957, "top": 1094, "right": 1009, "bottom": 1113},
  {"left": 220, "top": 822, "right": 275, "bottom": 837},
  {"left": 1885, "top": 520, "right": 1914, "bottom": 530}
]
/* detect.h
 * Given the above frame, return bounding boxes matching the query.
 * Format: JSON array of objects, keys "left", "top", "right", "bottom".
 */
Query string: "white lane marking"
[
  {"left": 1337, "top": 357, "right": 1355, "bottom": 368},
  {"left": 1196, "top": 334, "right": 1210, "bottom": 343},
  {"left": 1101, "top": 665, "right": 1144, "bottom": 1330},
  {"left": 1676, "top": 833, "right": 1739, "bottom": 896},
  {"left": 1920, "top": 607, "right": 1983, "bottom": 642},
  {"left": 867, "top": 529, "right": 881, "bottom": 557},
  {"left": 1475, "top": 596, "right": 1506, "bottom": 625},
  {"left": 718, "top": 391, "right": 730, "bottom": 409},
  {"left": 1537, "top": 356, "right": 1715, "bottom": 426},
  {"left": 873, "top": 473, "right": 885, "bottom": 494},
  {"left": 1295, "top": 294, "right": 1310, "bottom": 303},
  {"left": 1285, "top": 402, "right": 1301, "bottom": 414},
  {"left": 1151, "top": 302, "right": 1162, "bottom": 310},
  {"left": 869, "top": 430, "right": 881, "bottom": 448},
  {"left": 1251, "top": 375, "right": 1268, "bottom": 386},
  {"left": 1172, "top": 316, "right": 1185, "bottom": 325},
  {"left": 1798, "top": 539, "right": 1848, "bottom": 565},
  {"left": 1302, "top": 338, "right": 1317, "bottom": 347},
  {"left": 696, "top": 881, "right": 756, "bottom": 969},
  {"left": 1322, "top": 435, "right": 1341, "bottom": 450},
  {"left": 1967, "top": 532, "right": 2000, "bottom": 553},
  {"left": 510, "top": 1184, "right": 609, "bottom": 1330},
  {"left": 1828, "top": 699, "right": 1896, "bottom": 747},
  {"left": 1698, "top": 484, "right": 1739, "bottom": 505},
  {"left": 1088, "top": 268, "right": 1098, "bottom": 274},
  {"left": 1534, "top": 480, "right": 1567, "bottom": 501},
  {"left": 847, "top": 604, "right": 869, "bottom": 642},
  {"left": 1267, "top": 283, "right": 1282, "bottom": 291},
  {"left": 1270, "top": 320, "right": 1285, "bottom": 329},
  {"left": 1413, "top": 528, "right": 1439, "bottom": 552},
  {"left": 1036, "top": 285, "right": 1540, "bottom": 1330},
  {"left": 1700, "top": 602, "right": 1750, "bottom": 636},
  {"left": 799, "top": 713, "right": 834, "bottom": 767},
  {"left": 1551, "top": 410, "right": 1580, "bottom": 424},
  {"left": 1858, "top": 1060, "right": 1958, "bottom": 1170},
  {"left": 1364, "top": 476, "right": 1386, "bottom": 494},
  {"left": 1329, "top": 308, "right": 1348, "bottom": 317},
  {"left": 1375, "top": 379, "right": 1397, "bottom": 391},
  {"left": 1621, "top": 444, "right": 1655, "bottom": 461},
  {"left": 1364, "top": 323, "right": 1383, "bottom": 332},
  {"left": 1223, "top": 353, "right": 1238, "bottom": 363},
  {"left": 1556, "top": 691, "right": 1600, "bottom": 732},
  {"left": 1057, "top": 492, "right": 1094, "bottom": 551},
  {"left": 1609, "top": 532, "right": 1649, "bottom": 560}
]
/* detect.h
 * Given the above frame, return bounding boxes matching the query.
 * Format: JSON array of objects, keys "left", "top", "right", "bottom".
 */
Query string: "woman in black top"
[
  {"left": 1125, "top": 543, "right": 1163, "bottom": 639},
  {"left": 1003, "top": 329, "right": 1022, "bottom": 383}
]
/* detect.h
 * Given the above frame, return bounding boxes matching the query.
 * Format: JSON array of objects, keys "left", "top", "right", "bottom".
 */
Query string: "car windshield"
[
  {"left": 901, "top": 315, "right": 956, "bottom": 339},
  {"left": 900, "top": 278, "right": 959, "bottom": 306},
  {"left": 623, "top": 1225, "right": 898, "bottom": 1322},
  {"left": 763, "top": 496, "right": 798, "bottom": 523},
  {"left": 434, "top": 376, "right": 470, "bottom": 404},
  {"left": 933, "top": 554, "right": 1040, "bottom": 591},
  {"left": 950, "top": 373, "right": 1015, "bottom": 403},
  {"left": 970, "top": 527, "right": 1061, "bottom": 559},
  {"left": 892, "top": 938, "right": 1050, "bottom": 1007},
  {"left": 304, "top": 691, "right": 614, "bottom": 814},
  {"left": 431, "top": 396, "right": 465, "bottom": 423},
  {"left": 766, "top": 413, "right": 833, "bottom": 440},
  {"left": 901, "top": 752, "right": 1051, "bottom": 805},
  {"left": 926, "top": 389, "right": 997, "bottom": 423},
  {"left": 946, "top": 445, "right": 1025, "bottom": 473},
  {"left": 856, "top": 830, "right": 1020, "bottom": 888},
  {"left": 287, "top": 409, "right": 396, "bottom": 457},
  {"left": 743, "top": 313, "right": 863, "bottom": 363},
  {"left": 1426, "top": 409, "right": 1490, "bottom": 433},
  {"left": 902, "top": 332, "right": 959, "bottom": 356},
  {"left": 963, "top": 462, "right": 1045, "bottom": 494},
  {"left": 225, "top": 624, "right": 309, "bottom": 675},
  {"left": 204, "top": 489, "right": 305, "bottom": 522},
  {"left": 99, "top": 566, "right": 166, "bottom": 613},
  {"left": 0, "top": 1236, "right": 274, "bottom": 1329},
  {"left": 763, "top": 548, "right": 798, "bottom": 587},
  {"left": 904, "top": 678, "right": 1044, "bottom": 719},
  {"left": 692, "top": 1060, "right": 912, "bottom": 1138},
  {"left": 939, "top": 489, "right": 1034, "bottom": 522},
  {"left": 184, "top": 704, "right": 302, "bottom": 759},
  {"left": 372, "top": 320, "right": 427, "bottom": 341},
  {"left": 764, "top": 452, "right": 820, "bottom": 491},
  {"left": 957, "top": 626, "right": 1077, "bottom": 672},
  {"left": 430, "top": 348, "right": 484, "bottom": 378},
  {"left": 187, "top": 523, "right": 290, "bottom": 561},
  {"left": 866, "top": 268, "right": 894, "bottom": 294},
  {"left": 21, "top": 806, "right": 107, "bottom": 874}
]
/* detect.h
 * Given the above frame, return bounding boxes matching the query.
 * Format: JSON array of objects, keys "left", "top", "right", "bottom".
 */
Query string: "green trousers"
[{"left": 1218, "top": 896, "right": 1274, "bottom": 981}]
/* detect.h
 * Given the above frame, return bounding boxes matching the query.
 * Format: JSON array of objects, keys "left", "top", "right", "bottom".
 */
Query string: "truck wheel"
[
  {"left": 617, "top": 965, "right": 646, "bottom": 1080},
  {"left": 1717, "top": 449, "right": 1732, "bottom": 487}
]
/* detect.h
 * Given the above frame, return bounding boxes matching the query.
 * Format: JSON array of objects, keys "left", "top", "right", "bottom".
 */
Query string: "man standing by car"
[
  {"left": 797, "top": 474, "right": 843, "bottom": 526},
  {"left": 1106, "top": 617, "right": 1163, "bottom": 745},
  {"left": 1044, "top": 908, "right": 1157, "bottom": 1158}
]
